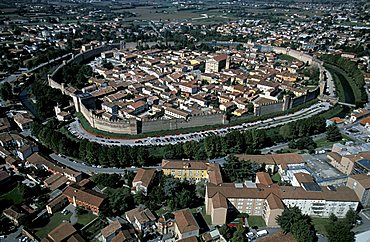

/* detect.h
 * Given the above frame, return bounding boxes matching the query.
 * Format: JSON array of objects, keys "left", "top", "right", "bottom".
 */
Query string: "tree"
[
  {"left": 0, "top": 217, "right": 12, "bottom": 235},
  {"left": 326, "top": 124, "right": 342, "bottom": 142},
  {"left": 106, "top": 187, "right": 134, "bottom": 215},
  {"left": 223, "top": 155, "right": 260, "bottom": 182},
  {"left": 276, "top": 207, "right": 316, "bottom": 241},
  {"left": 291, "top": 220, "right": 315, "bottom": 242},
  {"left": 276, "top": 206, "right": 305, "bottom": 233},
  {"left": 231, "top": 225, "right": 247, "bottom": 242},
  {"left": 345, "top": 208, "right": 360, "bottom": 227},
  {"left": 329, "top": 213, "right": 338, "bottom": 223},
  {"left": 92, "top": 174, "right": 123, "bottom": 188},
  {"left": 219, "top": 224, "right": 236, "bottom": 241},
  {"left": 327, "top": 220, "right": 354, "bottom": 242},
  {"left": 0, "top": 82, "right": 13, "bottom": 101}
]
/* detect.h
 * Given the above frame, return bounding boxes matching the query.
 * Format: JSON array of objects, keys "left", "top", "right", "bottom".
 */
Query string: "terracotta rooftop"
[
  {"left": 266, "top": 193, "right": 284, "bottom": 209},
  {"left": 294, "top": 172, "right": 314, "bottom": 185},
  {"left": 207, "top": 182, "right": 359, "bottom": 203},
  {"left": 63, "top": 186, "right": 106, "bottom": 208},
  {"left": 162, "top": 159, "right": 208, "bottom": 170},
  {"left": 132, "top": 168, "right": 156, "bottom": 188},
  {"left": 211, "top": 192, "right": 228, "bottom": 209},
  {"left": 47, "top": 222, "right": 77, "bottom": 242},
  {"left": 177, "top": 236, "right": 198, "bottom": 242},
  {"left": 213, "top": 54, "right": 228, "bottom": 62},
  {"left": 256, "top": 172, "right": 273, "bottom": 186},
  {"left": 207, "top": 163, "right": 223, "bottom": 185},
  {"left": 173, "top": 209, "right": 199, "bottom": 234},
  {"left": 259, "top": 231, "right": 296, "bottom": 242},
  {"left": 111, "top": 230, "right": 133, "bottom": 242},
  {"left": 101, "top": 220, "right": 122, "bottom": 239}
]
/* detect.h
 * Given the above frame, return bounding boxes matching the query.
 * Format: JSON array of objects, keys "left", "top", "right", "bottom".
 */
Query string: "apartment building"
[
  {"left": 347, "top": 174, "right": 370, "bottom": 207},
  {"left": 206, "top": 172, "right": 359, "bottom": 227},
  {"left": 161, "top": 159, "right": 223, "bottom": 184},
  {"left": 327, "top": 151, "right": 370, "bottom": 175},
  {"left": 63, "top": 186, "right": 106, "bottom": 215}
]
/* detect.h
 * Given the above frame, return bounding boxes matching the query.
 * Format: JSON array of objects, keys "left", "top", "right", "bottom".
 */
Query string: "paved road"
[
  {"left": 68, "top": 102, "right": 331, "bottom": 147},
  {"left": 49, "top": 153, "right": 161, "bottom": 175}
]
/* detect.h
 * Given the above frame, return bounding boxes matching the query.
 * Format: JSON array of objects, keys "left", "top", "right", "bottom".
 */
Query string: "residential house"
[
  {"left": 132, "top": 168, "right": 156, "bottom": 195},
  {"left": 13, "top": 113, "right": 33, "bottom": 131},
  {"left": 173, "top": 209, "right": 200, "bottom": 240},
  {"left": 46, "top": 195, "right": 68, "bottom": 215},
  {"left": 3, "top": 206, "right": 26, "bottom": 226},
  {"left": 125, "top": 207, "right": 156, "bottom": 232},
  {"left": 42, "top": 222, "right": 85, "bottom": 242},
  {"left": 101, "top": 221, "right": 122, "bottom": 242}
]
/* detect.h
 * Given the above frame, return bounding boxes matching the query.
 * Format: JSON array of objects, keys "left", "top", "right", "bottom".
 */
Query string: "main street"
[{"left": 68, "top": 101, "right": 331, "bottom": 147}]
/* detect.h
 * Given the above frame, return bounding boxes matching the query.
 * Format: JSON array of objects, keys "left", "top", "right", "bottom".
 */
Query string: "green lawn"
[
  {"left": 81, "top": 218, "right": 107, "bottom": 240},
  {"left": 77, "top": 212, "right": 97, "bottom": 227},
  {"left": 248, "top": 216, "right": 266, "bottom": 228},
  {"left": 315, "top": 138, "right": 335, "bottom": 149},
  {"left": 312, "top": 218, "right": 331, "bottom": 236},
  {"left": 0, "top": 184, "right": 25, "bottom": 205},
  {"left": 271, "top": 173, "right": 281, "bottom": 183},
  {"left": 34, "top": 212, "right": 72, "bottom": 239}
]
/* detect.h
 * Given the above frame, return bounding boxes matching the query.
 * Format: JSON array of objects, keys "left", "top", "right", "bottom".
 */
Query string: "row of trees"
[
  {"left": 30, "top": 68, "right": 70, "bottom": 119},
  {"left": 60, "top": 64, "right": 92, "bottom": 88},
  {"left": 321, "top": 54, "right": 367, "bottom": 106},
  {"left": 31, "top": 113, "right": 327, "bottom": 168}
]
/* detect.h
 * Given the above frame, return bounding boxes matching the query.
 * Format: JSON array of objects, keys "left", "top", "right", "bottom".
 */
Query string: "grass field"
[
  {"left": 312, "top": 218, "right": 333, "bottom": 236},
  {"left": 248, "top": 216, "right": 266, "bottom": 228},
  {"left": 315, "top": 138, "right": 336, "bottom": 149},
  {"left": 0, "top": 184, "right": 25, "bottom": 205},
  {"left": 77, "top": 212, "right": 97, "bottom": 227},
  {"left": 34, "top": 212, "right": 72, "bottom": 239}
]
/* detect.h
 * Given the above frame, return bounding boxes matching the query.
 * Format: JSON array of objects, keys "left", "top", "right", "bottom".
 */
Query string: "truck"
[{"left": 256, "top": 230, "right": 268, "bottom": 237}]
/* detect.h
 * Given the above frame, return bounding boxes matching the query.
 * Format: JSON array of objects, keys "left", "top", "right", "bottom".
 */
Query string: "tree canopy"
[
  {"left": 223, "top": 155, "right": 260, "bottom": 182},
  {"left": 276, "top": 206, "right": 316, "bottom": 242},
  {"left": 326, "top": 124, "right": 342, "bottom": 142}
]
